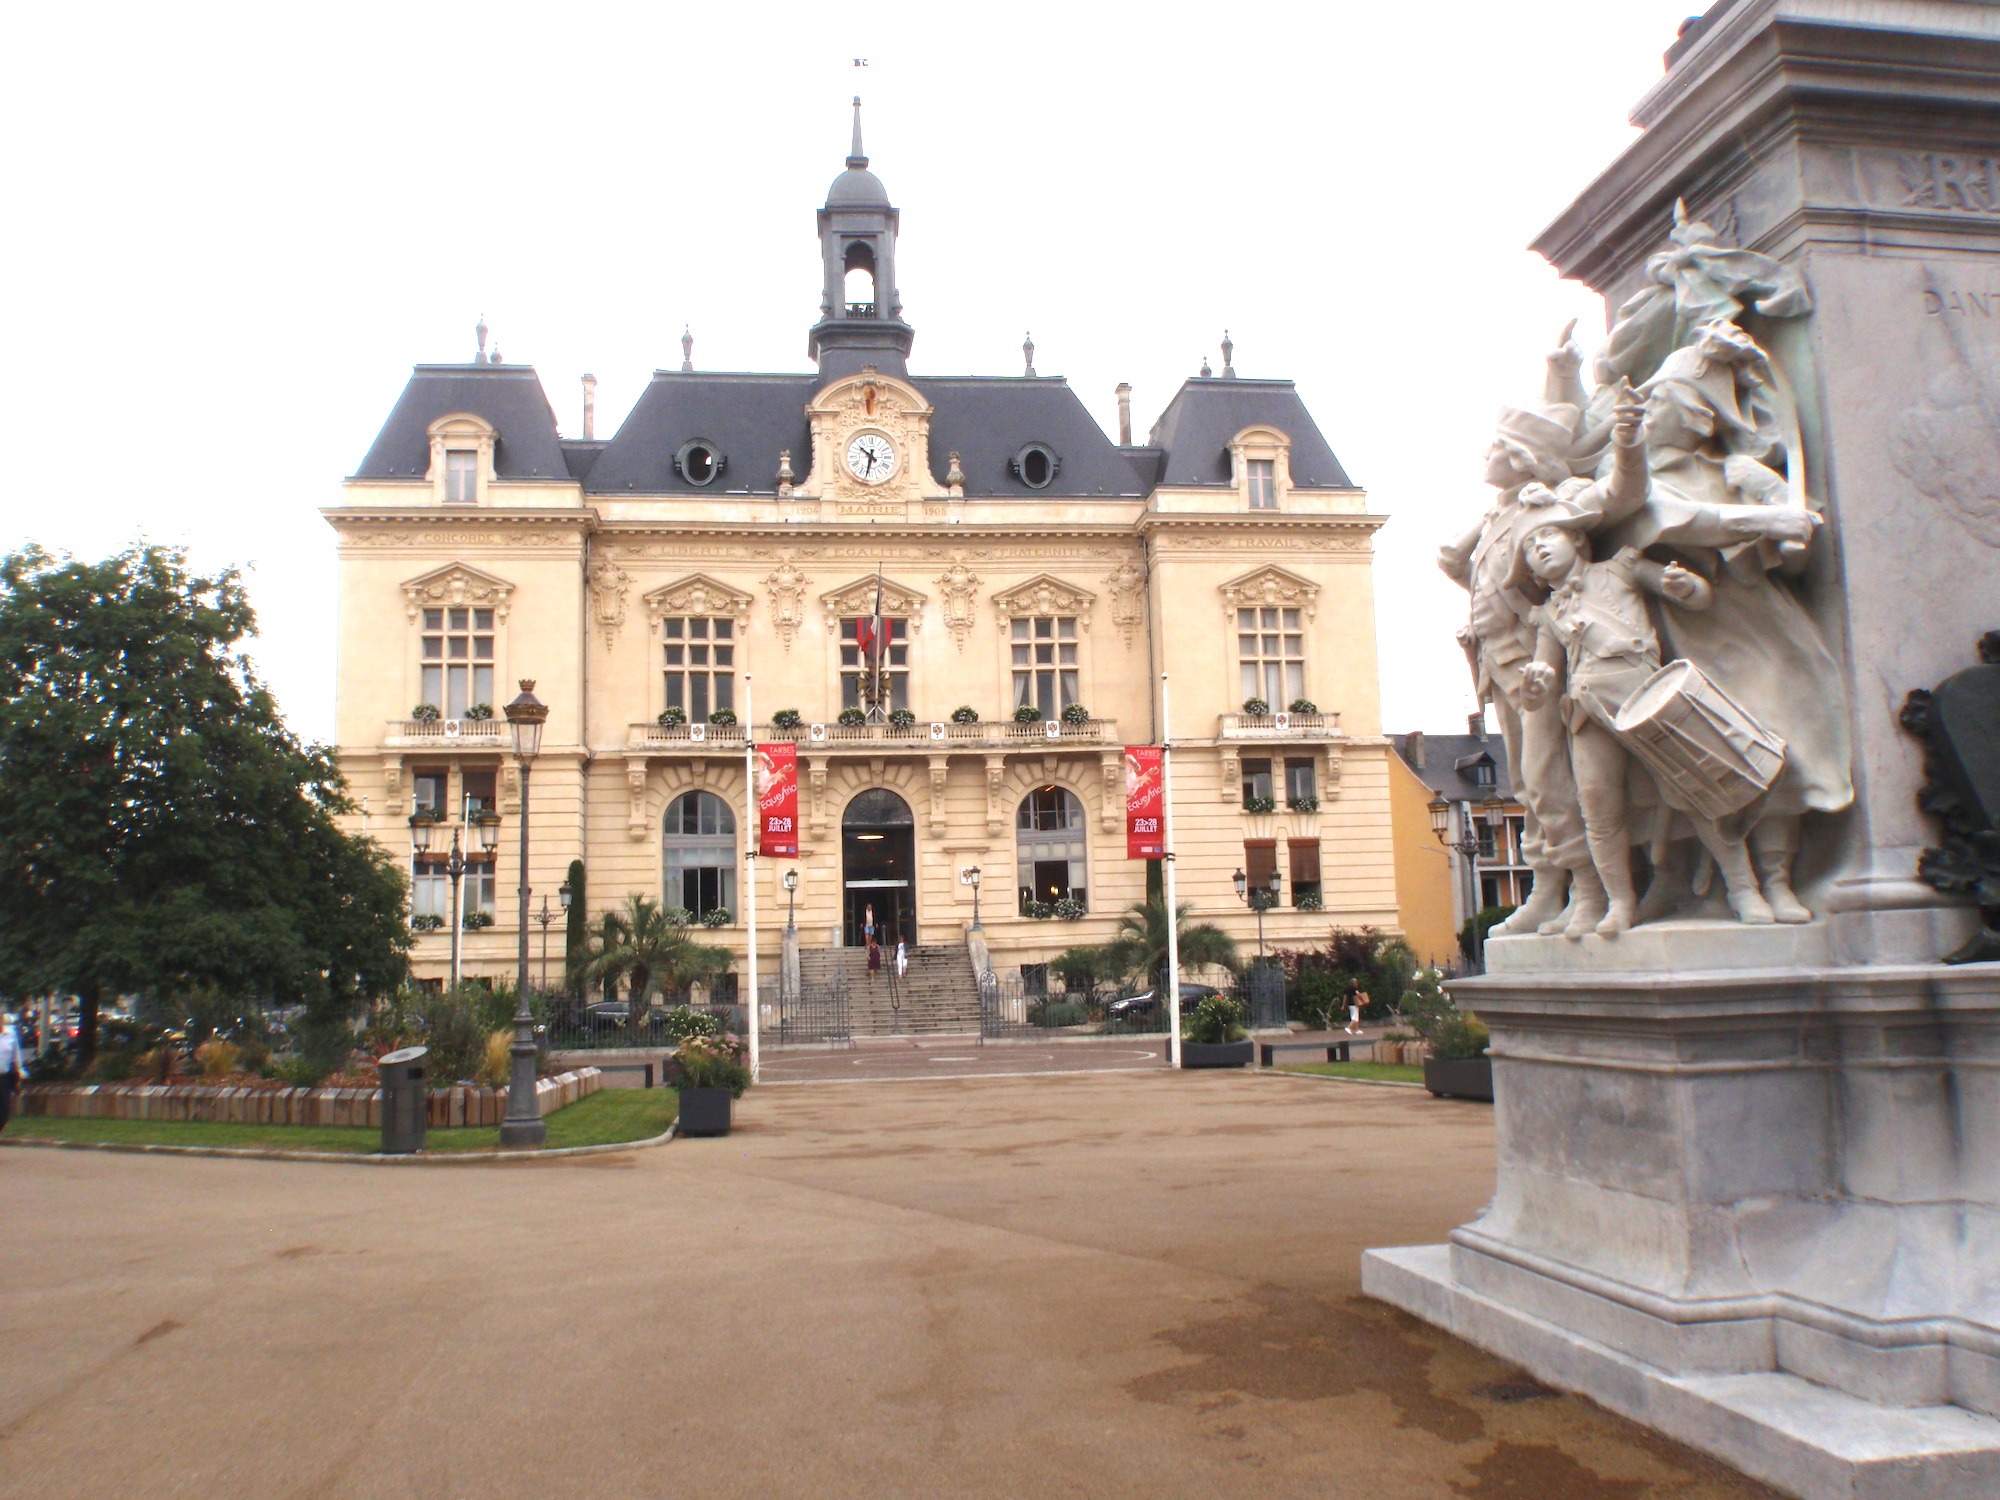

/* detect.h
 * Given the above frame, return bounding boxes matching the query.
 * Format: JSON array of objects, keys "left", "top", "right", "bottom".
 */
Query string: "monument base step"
[{"left": 1361, "top": 1244, "right": 2000, "bottom": 1500}]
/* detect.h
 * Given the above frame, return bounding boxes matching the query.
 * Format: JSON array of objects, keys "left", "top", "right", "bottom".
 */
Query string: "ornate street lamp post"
[
  {"left": 1232, "top": 865, "right": 1282, "bottom": 962},
  {"left": 782, "top": 866, "right": 799, "bottom": 935},
  {"left": 500, "top": 680, "right": 548, "bottom": 1149},
  {"left": 410, "top": 811, "right": 497, "bottom": 990},
  {"left": 535, "top": 891, "right": 565, "bottom": 994},
  {"left": 963, "top": 864, "right": 983, "bottom": 931},
  {"left": 1430, "top": 792, "right": 1486, "bottom": 972}
]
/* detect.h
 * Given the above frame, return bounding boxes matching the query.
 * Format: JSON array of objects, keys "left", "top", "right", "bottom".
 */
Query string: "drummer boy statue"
[{"left": 1518, "top": 501, "right": 1779, "bottom": 935}]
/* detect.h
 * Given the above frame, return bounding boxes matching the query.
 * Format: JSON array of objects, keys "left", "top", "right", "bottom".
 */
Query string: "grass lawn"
[
  {"left": 1281, "top": 1061, "right": 1426, "bottom": 1086},
  {"left": 4, "top": 1086, "right": 680, "bottom": 1155}
]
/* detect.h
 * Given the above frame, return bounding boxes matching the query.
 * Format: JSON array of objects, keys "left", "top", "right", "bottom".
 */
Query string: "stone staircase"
[{"left": 794, "top": 943, "right": 982, "bottom": 1036}]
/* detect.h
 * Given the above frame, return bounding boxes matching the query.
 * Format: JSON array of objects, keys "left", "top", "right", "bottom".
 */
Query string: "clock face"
[{"left": 846, "top": 432, "right": 897, "bottom": 485}]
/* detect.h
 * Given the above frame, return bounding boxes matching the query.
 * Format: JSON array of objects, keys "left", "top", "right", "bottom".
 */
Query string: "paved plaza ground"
[{"left": 0, "top": 1071, "right": 1775, "bottom": 1498}]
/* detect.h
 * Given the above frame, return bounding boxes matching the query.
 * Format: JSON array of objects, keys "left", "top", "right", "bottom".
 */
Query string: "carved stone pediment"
[
  {"left": 820, "top": 575, "right": 927, "bottom": 634},
  {"left": 1218, "top": 564, "right": 1319, "bottom": 621},
  {"left": 991, "top": 573, "right": 1096, "bottom": 627},
  {"left": 401, "top": 562, "right": 514, "bottom": 621},
  {"left": 643, "top": 574, "right": 754, "bottom": 631}
]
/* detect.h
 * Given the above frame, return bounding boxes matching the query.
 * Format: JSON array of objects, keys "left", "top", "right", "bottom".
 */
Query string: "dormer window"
[
  {"left": 675, "top": 439, "right": 725, "bottom": 487},
  {"left": 1248, "top": 460, "right": 1276, "bottom": 509},
  {"left": 1012, "top": 443, "right": 1060, "bottom": 490},
  {"left": 1229, "top": 425, "right": 1293, "bottom": 510},
  {"left": 445, "top": 451, "right": 477, "bottom": 504}
]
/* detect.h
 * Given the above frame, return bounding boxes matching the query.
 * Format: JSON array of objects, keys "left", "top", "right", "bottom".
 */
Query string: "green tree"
[
  {"left": 1104, "top": 895, "right": 1238, "bottom": 993},
  {"left": 563, "top": 858, "right": 587, "bottom": 995},
  {"left": 0, "top": 545, "right": 410, "bottom": 1058},
  {"left": 581, "top": 894, "right": 731, "bottom": 1029}
]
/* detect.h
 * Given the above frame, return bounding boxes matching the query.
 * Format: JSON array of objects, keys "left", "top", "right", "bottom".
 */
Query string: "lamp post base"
[{"left": 499, "top": 1006, "right": 546, "bottom": 1148}]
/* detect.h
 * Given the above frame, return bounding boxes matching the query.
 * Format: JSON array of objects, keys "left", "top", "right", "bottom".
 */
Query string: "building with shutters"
[{"left": 327, "top": 103, "right": 1399, "bottom": 999}]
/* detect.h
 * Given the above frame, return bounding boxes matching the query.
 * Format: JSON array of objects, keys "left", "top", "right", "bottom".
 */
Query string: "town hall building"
[{"left": 327, "top": 104, "right": 1399, "bottom": 1003}]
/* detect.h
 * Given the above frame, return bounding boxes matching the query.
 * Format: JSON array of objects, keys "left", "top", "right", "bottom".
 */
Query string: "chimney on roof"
[
  {"left": 1406, "top": 730, "right": 1426, "bottom": 769},
  {"left": 1116, "top": 383, "right": 1132, "bottom": 446},
  {"left": 1468, "top": 708, "right": 1487, "bottom": 741},
  {"left": 581, "top": 374, "right": 597, "bottom": 440}
]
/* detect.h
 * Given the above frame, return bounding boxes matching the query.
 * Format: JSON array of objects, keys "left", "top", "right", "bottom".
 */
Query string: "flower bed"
[{"left": 20, "top": 1069, "right": 603, "bottom": 1130}]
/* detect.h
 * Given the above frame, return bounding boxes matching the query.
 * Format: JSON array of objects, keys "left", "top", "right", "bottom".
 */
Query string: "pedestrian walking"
[
  {"left": 1344, "top": 980, "right": 1368, "bottom": 1035},
  {"left": 0, "top": 1009, "right": 25, "bottom": 1132},
  {"left": 894, "top": 940, "right": 907, "bottom": 981},
  {"left": 866, "top": 933, "right": 882, "bottom": 980}
]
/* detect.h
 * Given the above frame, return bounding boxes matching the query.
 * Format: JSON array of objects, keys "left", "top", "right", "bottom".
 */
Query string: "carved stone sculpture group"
[{"left": 1442, "top": 203, "right": 1853, "bottom": 939}]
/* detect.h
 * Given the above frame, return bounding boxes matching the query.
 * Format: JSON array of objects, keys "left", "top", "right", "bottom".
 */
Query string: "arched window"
[
  {"left": 664, "top": 791, "right": 736, "bottom": 920},
  {"left": 843, "top": 242, "right": 877, "bottom": 313},
  {"left": 1016, "top": 786, "right": 1087, "bottom": 914}
]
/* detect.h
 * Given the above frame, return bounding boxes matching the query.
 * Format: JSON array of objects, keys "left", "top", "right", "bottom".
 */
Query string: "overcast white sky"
[{"left": 2, "top": 0, "right": 1705, "bottom": 745}]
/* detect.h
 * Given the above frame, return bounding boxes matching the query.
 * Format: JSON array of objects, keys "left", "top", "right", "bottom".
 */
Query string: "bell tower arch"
[{"left": 808, "top": 97, "right": 915, "bottom": 381}]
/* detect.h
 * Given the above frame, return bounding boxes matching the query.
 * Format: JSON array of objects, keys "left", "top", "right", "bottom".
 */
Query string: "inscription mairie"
[{"left": 1898, "top": 152, "right": 2000, "bottom": 214}]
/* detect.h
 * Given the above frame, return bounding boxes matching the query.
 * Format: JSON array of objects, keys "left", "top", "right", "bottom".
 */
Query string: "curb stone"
[{"left": 0, "top": 1121, "right": 679, "bottom": 1165}]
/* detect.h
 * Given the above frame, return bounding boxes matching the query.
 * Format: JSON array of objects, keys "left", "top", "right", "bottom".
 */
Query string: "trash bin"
[{"left": 378, "top": 1046, "right": 429, "bottom": 1154}]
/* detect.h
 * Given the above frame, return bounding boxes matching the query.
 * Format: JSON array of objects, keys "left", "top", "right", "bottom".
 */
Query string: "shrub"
[
  {"left": 1288, "top": 698, "right": 1319, "bottom": 715},
  {"left": 1024, "top": 899, "right": 1054, "bottom": 919},
  {"left": 1430, "top": 1010, "right": 1490, "bottom": 1061},
  {"left": 272, "top": 1053, "right": 330, "bottom": 1088},
  {"left": 411, "top": 703, "right": 441, "bottom": 722},
  {"left": 1030, "top": 999, "right": 1090, "bottom": 1028},
  {"left": 1244, "top": 795, "right": 1276, "bottom": 814},
  {"left": 415, "top": 985, "right": 492, "bottom": 1085},
  {"left": 658, "top": 706, "right": 688, "bottom": 726},
  {"left": 950, "top": 705, "right": 980, "bottom": 724},
  {"left": 411, "top": 912, "right": 444, "bottom": 931},
  {"left": 1242, "top": 697, "right": 1271, "bottom": 716},
  {"left": 1183, "top": 993, "right": 1248, "bottom": 1045},
  {"left": 662, "top": 1006, "right": 721, "bottom": 1042},
  {"left": 1014, "top": 704, "right": 1043, "bottom": 723},
  {"left": 837, "top": 707, "right": 866, "bottom": 726},
  {"left": 1053, "top": 896, "right": 1087, "bottom": 921},
  {"left": 887, "top": 707, "right": 917, "bottom": 728},
  {"left": 771, "top": 708, "right": 802, "bottom": 729},
  {"left": 1281, "top": 927, "right": 1418, "bottom": 1027},
  {"left": 195, "top": 1039, "right": 241, "bottom": 1079},
  {"left": 700, "top": 907, "right": 731, "bottom": 928},
  {"left": 1459, "top": 905, "right": 1517, "bottom": 963},
  {"left": 465, "top": 702, "right": 494, "bottom": 721},
  {"left": 1051, "top": 945, "right": 1108, "bottom": 992},
  {"left": 1060, "top": 702, "right": 1091, "bottom": 726},
  {"left": 708, "top": 708, "right": 738, "bottom": 726},
  {"left": 480, "top": 1029, "right": 512, "bottom": 1088},
  {"left": 672, "top": 1032, "right": 751, "bottom": 1097}
]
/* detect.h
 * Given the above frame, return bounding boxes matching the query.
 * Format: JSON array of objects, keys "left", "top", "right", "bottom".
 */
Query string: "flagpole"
[
  {"left": 744, "top": 673, "right": 761, "bottom": 1084},
  {"left": 1161, "top": 671, "right": 1181, "bottom": 1069}
]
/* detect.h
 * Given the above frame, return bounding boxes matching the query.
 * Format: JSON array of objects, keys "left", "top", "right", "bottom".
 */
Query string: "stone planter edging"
[
  {"left": 0, "top": 1116, "right": 677, "bottom": 1166},
  {"left": 20, "top": 1068, "right": 603, "bottom": 1129}
]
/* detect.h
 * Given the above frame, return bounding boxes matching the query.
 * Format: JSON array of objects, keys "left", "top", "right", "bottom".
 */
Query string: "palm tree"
[
  {"left": 582, "top": 895, "right": 732, "bottom": 1029},
  {"left": 1105, "top": 895, "right": 1238, "bottom": 993}
]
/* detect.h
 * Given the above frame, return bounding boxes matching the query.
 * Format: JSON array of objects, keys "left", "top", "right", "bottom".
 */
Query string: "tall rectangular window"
[
  {"left": 412, "top": 769, "right": 447, "bottom": 818},
  {"left": 840, "top": 617, "right": 909, "bottom": 712},
  {"left": 1237, "top": 607, "right": 1305, "bottom": 707},
  {"left": 1241, "top": 757, "right": 1273, "bottom": 808},
  {"left": 1284, "top": 758, "right": 1317, "bottom": 805},
  {"left": 465, "top": 858, "right": 496, "bottom": 917},
  {"left": 1244, "top": 839, "right": 1277, "bottom": 893},
  {"left": 420, "top": 607, "right": 494, "bottom": 719},
  {"left": 1289, "top": 838, "right": 1322, "bottom": 906},
  {"left": 412, "top": 859, "right": 451, "bottom": 920},
  {"left": 445, "top": 450, "right": 477, "bottom": 503},
  {"left": 1247, "top": 459, "right": 1276, "bottom": 509},
  {"left": 1011, "top": 616, "right": 1079, "bottom": 719},
  {"left": 461, "top": 769, "right": 497, "bottom": 822},
  {"left": 663, "top": 617, "right": 736, "bottom": 721}
]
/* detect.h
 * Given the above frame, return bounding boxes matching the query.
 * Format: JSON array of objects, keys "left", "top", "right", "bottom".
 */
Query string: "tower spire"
[{"left": 848, "top": 95, "right": 867, "bottom": 168}]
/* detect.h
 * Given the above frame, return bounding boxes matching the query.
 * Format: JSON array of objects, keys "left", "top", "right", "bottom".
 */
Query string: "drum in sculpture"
[{"left": 1612, "top": 658, "right": 1786, "bottom": 820}]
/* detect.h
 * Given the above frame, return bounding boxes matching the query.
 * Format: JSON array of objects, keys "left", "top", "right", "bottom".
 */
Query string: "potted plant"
[
  {"left": 411, "top": 702, "right": 442, "bottom": 723},
  {"left": 1181, "top": 993, "right": 1253, "bottom": 1068},
  {"left": 673, "top": 1031, "right": 750, "bottom": 1137},
  {"left": 1242, "top": 696, "right": 1271, "bottom": 717},
  {"left": 708, "top": 707, "right": 738, "bottom": 726},
  {"left": 700, "top": 907, "right": 732, "bottom": 928},
  {"left": 837, "top": 707, "right": 867, "bottom": 726},
  {"left": 1014, "top": 703, "right": 1044, "bottom": 723},
  {"left": 1244, "top": 795, "right": 1277, "bottom": 814},
  {"left": 1423, "top": 1011, "right": 1493, "bottom": 1100},
  {"left": 888, "top": 707, "right": 917, "bottom": 728},
  {"left": 1053, "top": 896, "right": 1087, "bottom": 921},
  {"left": 1060, "top": 702, "right": 1091, "bottom": 726},
  {"left": 1295, "top": 890, "right": 1324, "bottom": 911},
  {"left": 658, "top": 705, "right": 688, "bottom": 727},
  {"left": 1287, "top": 794, "right": 1320, "bottom": 813},
  {"left": 463, "top": 909, "right": 494, "bottom": 930},
  {"left": 771, "top": 708, "right": 803, "bottom": 732},
  {"left": 950, "top": 705, "right": 980, "bottom": 724},
  {"left": 411, "top": 913, "right": 445, "bottom": 931},
  {"left": 465, "top": 702, "right": 494, "bottom": 721},
  {"left": 1024, "top": 898, "right": 1055, "bottom": 920},
  {"left": 1288, "top": 698, "right": 1319, "bottom": 715}
]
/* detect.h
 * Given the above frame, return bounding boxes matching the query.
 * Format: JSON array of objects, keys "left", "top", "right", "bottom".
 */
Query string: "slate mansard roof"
[{"left": 351, "top": 363, "right": 1351, "bottom": 499}]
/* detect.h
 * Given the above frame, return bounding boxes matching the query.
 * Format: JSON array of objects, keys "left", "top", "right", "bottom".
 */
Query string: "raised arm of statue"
[
  {"left": 1439, "top": 521, "right": 1483, "bottom": 589},
  {"left": 1544, "top": 320, "right": 1589, "bottom": 413}
]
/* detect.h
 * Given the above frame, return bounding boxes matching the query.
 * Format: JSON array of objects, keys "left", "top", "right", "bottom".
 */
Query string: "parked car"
[{"left": 1106, "top": 982, "right": 1217, "bottom": 1021}]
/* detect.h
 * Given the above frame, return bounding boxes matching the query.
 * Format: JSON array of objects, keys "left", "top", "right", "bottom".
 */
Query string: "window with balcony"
[
  {"left": 1237, "top": 607, "right": 1305, "bottom": 706},
  {"left": 1016, "top": 786, "right": 1087, "bottom": 913},
  {"left": 839, "top": 617, "right": 909, "bottom": 712},
  {"left": 663, "top": 617, "right": 736, "bottom": 721},
  {"left": 1011, "top": 616, "right": 1079, "bottom": 719},
  {"left": 420, "top": 608, "right": 495, "bottom": 719},
  {"left": 664, "top": 791, "right": 736, "bottom": 920},
  {"left": 1241, "top": 757, "right": 1273, "bottom": 809}
]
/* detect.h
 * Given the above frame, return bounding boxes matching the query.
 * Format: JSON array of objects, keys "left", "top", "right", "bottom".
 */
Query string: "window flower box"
[
  {"left": 950, "top": 706, "right": 981, "bottom": 724},
  {"left": 1014, "top": 704, "right": 1044, "bottom": 723},
  {"left": 464, "top": 703, "right": 494, "bottom": 721},
  {"left": 1060, "top": 703, "right": 1092, "bottom": 726}
]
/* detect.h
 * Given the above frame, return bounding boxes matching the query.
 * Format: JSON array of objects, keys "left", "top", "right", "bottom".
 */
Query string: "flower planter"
[
  {"left": 1423, "top": 1056, "right": 1493, "bottom": 1101},
  {"left": 678, "top": 1086, "right": 733, "bottom": 1136},
  {"left": 1181, "top": 1040, "right": 1254, "bottom": 1069}
]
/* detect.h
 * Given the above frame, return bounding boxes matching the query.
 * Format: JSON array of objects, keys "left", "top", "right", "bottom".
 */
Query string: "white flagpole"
[
  {"left": 1161, "top": 672, "right": 1182, "bottom": 1069},
  {"left": 744, "top": 674, "right": 761, "bottom": 1084}
]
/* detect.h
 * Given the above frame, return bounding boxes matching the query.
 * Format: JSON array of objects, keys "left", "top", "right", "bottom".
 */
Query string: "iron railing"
[
  {"left": 777, "top": 979, "right": 852, "bottom": 1047},
  {"left": 542, "top": 1002, "right": 739, "bottom": 1051},
  {"left": 977, "top": 975, "right": 1171, "bottom": 1041},
  {"left": 627, "top": 718, "right": 1118, "bottom": 752}
]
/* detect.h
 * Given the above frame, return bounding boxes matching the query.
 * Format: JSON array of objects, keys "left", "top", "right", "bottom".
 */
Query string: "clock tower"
[{"left": 807, "top": 98, "right": 915, "bottom": 381}]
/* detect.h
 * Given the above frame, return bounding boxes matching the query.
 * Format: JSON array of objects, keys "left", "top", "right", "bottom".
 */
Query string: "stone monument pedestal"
[{"left": 1365, "top": 926, "right": 2000, "bottom": 1497}]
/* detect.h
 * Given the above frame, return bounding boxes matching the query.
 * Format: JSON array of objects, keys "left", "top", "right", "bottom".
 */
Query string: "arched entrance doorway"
[{"left": 842, "top": 788, "right": 915, "bottom": 947}]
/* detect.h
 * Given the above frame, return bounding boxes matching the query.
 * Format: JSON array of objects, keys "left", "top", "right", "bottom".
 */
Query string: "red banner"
[
  {"left": 1125, "top": 745, "right": 1165, "bottom": 859},
  {"left": 756, "top": 742, "right": 799, "bottom": 857}
]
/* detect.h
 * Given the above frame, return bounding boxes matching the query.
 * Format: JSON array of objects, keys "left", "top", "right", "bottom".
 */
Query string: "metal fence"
[
  {"left": 776, "top": 978, "right": 852, "bottom": 1047},
  {"left": 977, "top": 974, "right": 1172, "bottom": 1041},
  {"left": 1244, "top": 964, "right": 1288, "bottom": 1031},
  {"left": 543, "top": 1002, "right": 740, "bottom": 1051}
]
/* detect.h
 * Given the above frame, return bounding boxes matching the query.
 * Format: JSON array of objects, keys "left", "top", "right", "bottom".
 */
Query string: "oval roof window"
[
  {"left": 1012, "top": 442, "right": 1060, "bottom": 490},
  {"left": 675, "top": 439, "right": 725, "bottom": 487}
]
